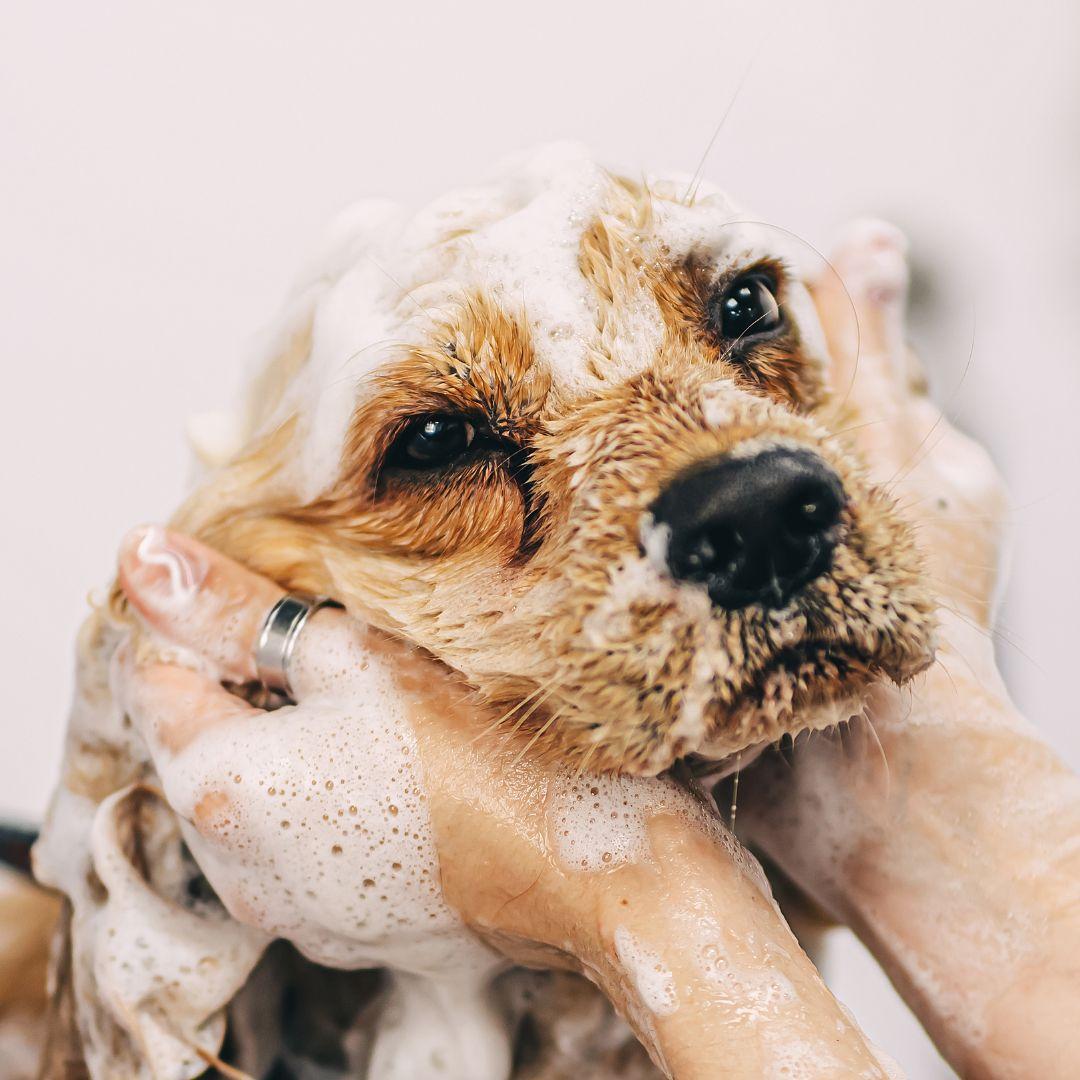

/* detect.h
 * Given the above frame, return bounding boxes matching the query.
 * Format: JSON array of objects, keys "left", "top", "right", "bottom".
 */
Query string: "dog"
[
  {"left": 26, "top": 144, "right": 936, "bottom": 1077},
  {"left": 170, "top": 142, "right": 935, "bottom": 774}
]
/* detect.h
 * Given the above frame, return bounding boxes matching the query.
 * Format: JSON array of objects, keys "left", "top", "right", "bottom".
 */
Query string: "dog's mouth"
[{"left": 695, "top": 639, "right": 880, "bottom": 765}]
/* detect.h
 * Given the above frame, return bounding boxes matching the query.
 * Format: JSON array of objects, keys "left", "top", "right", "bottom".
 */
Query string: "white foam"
[
  {"left": 638, "top": 513, "right": 672, "bottom": 579},
  {"left": 241, "top": 142, "right": 789, "bottom": 503},
  {"left": 140, "top": 617, "right": 509, "bottom": 1078},
  {"left": 613, "top": 927, "right": 678, "bottom": 1016},
  {"left": 546, "top": 771, "right": 679, "bottom": 873},
  {"left": 544, "top": 765, "right": 771, "bottom": 901}
]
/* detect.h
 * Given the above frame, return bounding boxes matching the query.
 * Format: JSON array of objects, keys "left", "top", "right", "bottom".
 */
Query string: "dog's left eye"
[
  {"left": 389, "top": 414, "right": 477, "bottom": 469},
  {"left": 711, "top": 271, "right": 783, "bottom": 342}
]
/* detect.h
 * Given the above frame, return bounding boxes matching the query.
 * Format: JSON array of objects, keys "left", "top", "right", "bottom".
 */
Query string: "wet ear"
[{"left": 87, "top": 785, "right": 268, "bottom": 1075}]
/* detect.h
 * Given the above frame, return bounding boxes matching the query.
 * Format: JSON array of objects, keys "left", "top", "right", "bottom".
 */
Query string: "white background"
[{"left": 2, "top": 2, "right": 1077, "bottom": 1075}]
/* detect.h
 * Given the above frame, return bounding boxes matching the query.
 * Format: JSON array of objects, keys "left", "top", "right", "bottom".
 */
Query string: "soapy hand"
[
  {"left": 109, "top": 221, "right": 1080, "bottom": 1080},
  {"left": 740, "top": 221, "right": 1080, "bottom": 1079},
  {"left": 117, "top": 529, "right": 901, "bottom": 1079}
]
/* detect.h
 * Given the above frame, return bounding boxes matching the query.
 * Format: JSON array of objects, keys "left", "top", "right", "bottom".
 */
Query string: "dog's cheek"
[{"left": 372, "top": 471, "right": 529, "bottom": 560}]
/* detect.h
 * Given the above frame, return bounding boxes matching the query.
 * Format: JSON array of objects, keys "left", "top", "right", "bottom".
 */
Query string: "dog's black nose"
[{"left": 650, "top": 448, "right": 845, "bottom": 610}]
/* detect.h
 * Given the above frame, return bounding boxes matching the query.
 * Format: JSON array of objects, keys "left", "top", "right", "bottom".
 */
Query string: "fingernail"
[{"left": 120, "top": 525, "right": 207, "bottom": 609}]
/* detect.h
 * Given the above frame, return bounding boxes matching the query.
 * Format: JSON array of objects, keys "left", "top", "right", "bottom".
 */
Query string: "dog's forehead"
[{"left": 277, "top": 144, "right": 817, "bottom": 497}]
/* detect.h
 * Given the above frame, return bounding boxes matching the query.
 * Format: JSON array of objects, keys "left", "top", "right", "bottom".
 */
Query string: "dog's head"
[{"left": 181, "top": 145, "right": 935, "bottom": 774}]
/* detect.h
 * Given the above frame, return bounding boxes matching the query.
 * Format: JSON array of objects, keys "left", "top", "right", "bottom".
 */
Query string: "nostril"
[
  {"left": 679, "top": 532, "right": 717, "bottom": 576},
  {"left": 672, "top": 527, "right": 742, "bottom": 581},
  {"left": 782, "top": 482, "right": 843, "bottom": 538}
]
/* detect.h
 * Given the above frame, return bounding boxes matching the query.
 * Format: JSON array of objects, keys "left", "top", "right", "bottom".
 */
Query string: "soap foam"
[
  {"left": 249, "top": 142, "right": 792, "bottom": 505},
  {"left": 545, "top": 764, "right": 771, "bottom": 901},
  {"left": 613, "top": 927, "right": 678, "bottom": 1017}
]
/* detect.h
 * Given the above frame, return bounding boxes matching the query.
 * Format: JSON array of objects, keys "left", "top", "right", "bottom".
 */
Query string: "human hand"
[
  {"left": 740, "top": 221, "right": 1080, "bottom": 1079},
  {"left": 813, "top": 219, "right": 1008, "bottom": 633},
  {"left": 116, "top": 527, "right": 902, "bottom": 1079}
]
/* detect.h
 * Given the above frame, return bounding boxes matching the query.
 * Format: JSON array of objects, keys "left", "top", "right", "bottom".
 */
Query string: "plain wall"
[{"left": 2, "top": 2, "right": 1077, "bottom": 1076}]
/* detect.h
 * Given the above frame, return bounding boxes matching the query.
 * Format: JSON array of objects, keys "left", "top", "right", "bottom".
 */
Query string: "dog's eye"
[
  {"left": 391, "top": 414, "right": 477, "bottom": 468},
  {"left": 711, "top": 272, "right": 782, "bottom": 342}
]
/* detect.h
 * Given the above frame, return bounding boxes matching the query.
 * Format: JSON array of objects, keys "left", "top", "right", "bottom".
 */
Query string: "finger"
[
  {"left": 118, "top": 525, "right": 286, "bottom": 683},
  {"left": 124, "top": 659, "right": 258, "bottom": 760},
  {"left": 594, "top": 816, "right": 903, "bottom": 1078},
  {"left": 811, "top": 219, "right": 927, "bottom": 406}
]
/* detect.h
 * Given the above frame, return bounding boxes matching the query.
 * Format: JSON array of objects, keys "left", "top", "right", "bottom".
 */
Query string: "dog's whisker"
[
  {"left": 681, "top": 20, "right": 774, "bottom": 205},
  {"left": 884, "top": 311, "right": 978, "bottom": 491},
  {"left": 859, "top": 708, "right": 891, "bottom": 797},
  {"left": 469, "top": 686, "right": 548, "bottom": 746},
  {"left": 509, "top": 712, "right": 561, "bottom": 770},
  {"left": 905, "top": 514, "right": 1018, "bottom": 526},
  {"left": 498, "top": 687, "right": 558, "bottom": 749},
  {"left": 365, "top": 255, "right": 441, "bottom": 328},
  {"left": 574, "top": 742, "right": 598, "bottom": 780},
  {"left": 822, "top": 416, "right": 891, "bottom": 442},
  {"left": 930, "top": 651, "right": 968, "bottom": 698},
  {"left": 337, "top": 338, "right": 403, "bottom": 375},
  {"left": 718, "top": 298, "right": 794, "bottom": 366},
  {"left": 933, "top": 601, "right": 1045, "bottom": 674}
]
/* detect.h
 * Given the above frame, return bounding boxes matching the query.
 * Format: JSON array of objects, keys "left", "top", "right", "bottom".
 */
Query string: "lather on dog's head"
[{"left": 178, "top": 144, "right": 935, "bottom": 774}]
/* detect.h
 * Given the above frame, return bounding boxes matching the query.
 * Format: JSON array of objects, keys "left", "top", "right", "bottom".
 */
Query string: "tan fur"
[{"left": 148, "top": 174, "right": 935, "bottom": 775}]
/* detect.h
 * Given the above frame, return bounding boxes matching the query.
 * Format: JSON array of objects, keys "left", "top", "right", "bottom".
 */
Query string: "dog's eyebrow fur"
[
  {"left": 575, "top": 178, "right": 818, "bottom": 410},
  {"left": 244, "top": 293, "right": 552, "bottom": 562}
]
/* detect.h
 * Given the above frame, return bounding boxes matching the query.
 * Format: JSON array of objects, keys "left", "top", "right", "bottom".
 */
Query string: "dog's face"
[{"left": 183, "top": 145, "right": 935, "bottom": 774}]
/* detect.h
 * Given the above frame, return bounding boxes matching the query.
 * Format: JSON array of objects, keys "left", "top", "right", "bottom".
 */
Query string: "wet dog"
[
  {"left": 28, "top": 145, "right": 937, "bottom": 1077},
  {"left": 172, "top": 143, "right": 935, "bottom": 776}
]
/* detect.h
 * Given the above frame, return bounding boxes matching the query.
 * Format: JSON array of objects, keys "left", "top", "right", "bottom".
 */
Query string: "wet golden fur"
[{"left": 156, "top": 174, "right": 935, "bottom": 774}]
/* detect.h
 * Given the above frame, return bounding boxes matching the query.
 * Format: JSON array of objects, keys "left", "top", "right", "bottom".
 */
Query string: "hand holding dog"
[
  {"left": 742, "top": 221, "right": 1080, "bottom": 1079},
  {"left": 117, "top": 528, "right": 897, "bottom": 1079}
]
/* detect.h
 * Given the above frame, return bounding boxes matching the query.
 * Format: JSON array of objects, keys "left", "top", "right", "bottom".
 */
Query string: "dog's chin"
[{"left": 690, "top": 641, "right": 883, "bottom": 768}]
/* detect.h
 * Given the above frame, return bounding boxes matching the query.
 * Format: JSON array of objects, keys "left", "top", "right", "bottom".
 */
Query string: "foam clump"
[{"left": 613, "top": 927, "right": 678, "bottom": 1017}]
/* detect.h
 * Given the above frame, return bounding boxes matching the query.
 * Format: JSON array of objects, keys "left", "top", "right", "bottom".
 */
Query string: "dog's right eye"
[
  {"left": 388, "top": 414, "right": 477, "bottom": 469},
  {"left": 711, "top": 271, "right": 783, "bottom": 344}
]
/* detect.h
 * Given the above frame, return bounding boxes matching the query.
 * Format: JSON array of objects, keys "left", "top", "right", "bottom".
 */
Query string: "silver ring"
[{"left": 254, "top": 594, "right": 343, "bottom": 700}]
